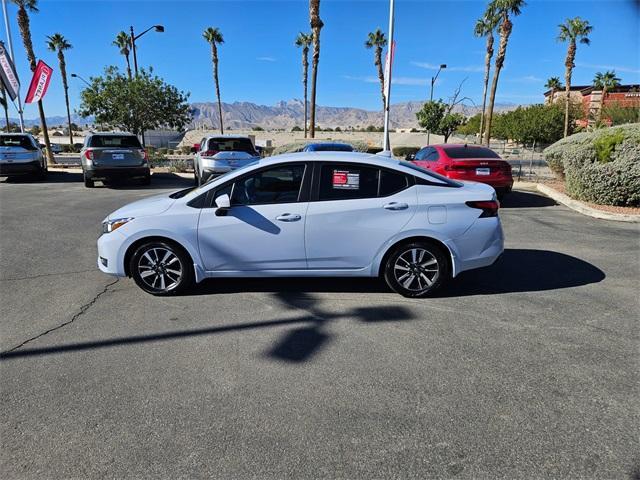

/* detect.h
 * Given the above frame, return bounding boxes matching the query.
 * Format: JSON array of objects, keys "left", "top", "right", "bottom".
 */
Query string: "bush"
[
  {"left": 543, "top": 124, "right": 640, "bottom": 206},
  {"left": 158, "top": 147, "right": 168, "bottom": 155},
  {"left": 179, "top": 146, "right": 192, "bottom": 155},
  {"left": 168, "top": 159, "right": 190, "bottom": 173},
  {"left": 392, "top": 146, "right": 420, "bottom": 158}
]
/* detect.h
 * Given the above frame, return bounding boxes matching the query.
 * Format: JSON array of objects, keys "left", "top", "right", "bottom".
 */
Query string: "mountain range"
[{"left": 4, "top": 99, "right": 520, "bottom": 130}]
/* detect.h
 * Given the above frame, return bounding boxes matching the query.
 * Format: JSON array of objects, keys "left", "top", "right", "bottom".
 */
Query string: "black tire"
[
  {"left": 383, "top": 241, "right": 449, "bottom": 298},
  {"left": 84, "top": 172, "right": 95, "bottom": 188},
  {"left": 129, "top": 240, "right": 194, "bottom": 296},
  {"left": 34, "top": 165, "right": 47, "bottom": 181},
  {"left": 140, "top": 173, "right": 151, "bottom": 186}
]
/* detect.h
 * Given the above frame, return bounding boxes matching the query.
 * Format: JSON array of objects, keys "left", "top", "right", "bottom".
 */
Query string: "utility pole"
[{"left": 426, "top": 64, "right": 446, "bottom": 145}]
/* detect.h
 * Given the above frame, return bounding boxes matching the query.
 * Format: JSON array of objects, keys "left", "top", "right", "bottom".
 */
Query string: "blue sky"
[{"left": 2, "top": 0, "right": 639, "bottom": 118}]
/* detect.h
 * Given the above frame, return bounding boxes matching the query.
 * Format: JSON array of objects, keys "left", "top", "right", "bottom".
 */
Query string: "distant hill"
[{"left": 2, "top": 99, "right": 520, "bottom": 130}]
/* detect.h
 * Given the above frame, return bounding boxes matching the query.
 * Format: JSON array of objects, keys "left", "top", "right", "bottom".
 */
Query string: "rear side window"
[
  {"left": 318, "top": 164, "right": 380, "bottom": 200},
  {"left": 0, "top": 135, "right": 36, "bottom": 150},
  {"left": 89, "top": 135, "right": 142, "bottom": 148},
  {"left": 380, "top": 170, "right": 409, "bottom": 196},
  {"left": 207, "top": 138, "right": 256, "bottom": 154},
  {"left": 444, "top": 146, "right": 500, "bottom": 159}
]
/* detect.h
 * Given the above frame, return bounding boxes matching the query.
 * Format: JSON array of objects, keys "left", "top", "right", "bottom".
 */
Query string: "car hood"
[{"left": 107, "top": 193, "right": 176, "bottom": 220}]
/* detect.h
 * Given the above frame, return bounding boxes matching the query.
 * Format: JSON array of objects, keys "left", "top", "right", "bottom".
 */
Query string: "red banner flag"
[{"left": 25, "top": 60, "right": 53, "bottom": 104}]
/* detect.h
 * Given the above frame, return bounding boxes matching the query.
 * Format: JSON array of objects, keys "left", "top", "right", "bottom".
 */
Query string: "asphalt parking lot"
[{"left": 1, "top": 171, "right": 638, "bottom": 479}]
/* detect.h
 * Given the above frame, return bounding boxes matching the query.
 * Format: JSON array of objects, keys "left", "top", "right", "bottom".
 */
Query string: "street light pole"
[
  {"left": 382, "top": 0, "right": 395, "bottom": 152},
  {"left": 426, "top": 63, "right": 446, "bottom": 145},
  {"left": 71, "top": 73, "right": 91, "bottom": 87},
  {"left": 128, "top": 24, "right": 164, "bottom": 147},
  {"left": 2, "top": 0, "right": 24, "bottom": 132}
]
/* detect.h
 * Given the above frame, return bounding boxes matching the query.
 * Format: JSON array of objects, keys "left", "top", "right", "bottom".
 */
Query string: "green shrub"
[
  {"left": 392, "top": 146, "right": 420, "bottom": 158},
  {"left": 272, "top": 140, "right": 369, "bottom": 155},
  {"left": 179, "top": 146, "right": 192, "bottom": 155},
  {"left": 158, "top": 147, "right": 168, "bottom": 155},
  {"left": 543, "top": 124, "right": 640, "bottom": 206},
  {"left": 168, "top": 160, "right": 189, "bottom": 173},
  {"left": 593, "top": 130, "right": 625, "bottom": 163}
]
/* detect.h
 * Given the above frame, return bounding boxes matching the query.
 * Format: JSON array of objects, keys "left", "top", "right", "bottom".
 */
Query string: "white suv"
[{"left": 192, "top": 135, "right": 260, "bottom": 185}]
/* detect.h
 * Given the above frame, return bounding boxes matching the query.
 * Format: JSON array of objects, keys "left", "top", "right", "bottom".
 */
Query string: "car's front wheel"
[
  {"left": 383, "top": 241, "right": 449, "bottom": 298},
  {"left": 130, "top": 240, "right": 193, "bottom": 295}
]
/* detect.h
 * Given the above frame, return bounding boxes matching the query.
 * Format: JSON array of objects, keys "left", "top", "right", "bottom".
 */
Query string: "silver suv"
[
  {"left": 192, "top": 135, "right": 260, "bottom": 185},
  {"left": 0, "top": 133, "right": 47, "bottom": 180},
  {"left": 80, "top": 132, "right": 150, "bottom": 188}
]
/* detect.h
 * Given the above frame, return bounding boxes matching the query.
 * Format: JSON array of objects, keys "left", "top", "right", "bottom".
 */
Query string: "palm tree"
[
  {"left": 474, "top": 7, "right": 498, "bottom": 141},
  {"left": 203, "top": 27, "right": 225, "bottom": 134},
  {"left": 112, "top": 31, "right": 132, "bottom": 80},
  {"left": 544, "top": 77, "right": 563, "bottom": 104},
  {"left": 46, "top": 33, "right": 73, "bottom": 145},
  {"left": 295, "top": 32, "right": 313, "bottom": 138},
  {"left": 11, "top": 0, "right": 54, "bottom": 164},
  {"left": 365, "top": 28, "right": 388, "bottom": 113},
  {"left": 558, "top": 17, "right": 592, "bottom": 136},
  {"left": 308, "top": 0, "right": 324, "bottom": 138},
  {"left": 483, "top": 0, "right": 526, "bottom": 146},
  {"left": 593, "top": 70, "right": 620, "bottom": 98},
  {"left": 0, "top": 84, "right": 9, "bottom": 133}
]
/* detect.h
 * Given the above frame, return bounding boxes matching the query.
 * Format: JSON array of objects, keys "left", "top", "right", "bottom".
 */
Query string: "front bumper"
[
  {"left": 97, "top": 230, "right": 128, "bottom": 277},
  {"left": 0, "top": 160, "right": 41, "bottom": 176},
  {"left": 86, "top": 166, "right": 150, "bottom": 180}
]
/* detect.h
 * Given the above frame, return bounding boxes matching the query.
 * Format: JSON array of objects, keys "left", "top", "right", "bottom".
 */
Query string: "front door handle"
[
  {"left": 383, "top": 202, "right": 409, "bottom": 210},
  {"left": 276, "top": 213, "right": 302, "bottom": 222}
]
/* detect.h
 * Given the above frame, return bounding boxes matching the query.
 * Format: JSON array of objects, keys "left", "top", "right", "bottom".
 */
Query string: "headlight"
[{"left": 102, "top": 217, "right": 134, "bottom": 234}]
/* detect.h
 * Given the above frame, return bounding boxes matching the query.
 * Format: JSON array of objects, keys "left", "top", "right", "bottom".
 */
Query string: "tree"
[
  {"left": 602, "top": 100, "right": 640, "bottom": 125},
  {"left": 29, "top": 124, "right": 41, "bottom": 136},
  {"left": 558, "top": 17, "right": 592, "bottom": 136},
  {"left": 11, "top": 0, "right": 54, "bottom": 164},
  {"left": 545, "top": 76, "right": 563, "bottom": 104},
  {"left": 203, "top": 27, "right": 225, "bottom": 134},
  {"left": 365, "top": 28, "right": 387, "bottom": 113},
  {"left": 77, "top": 66, "right": 191, "bottom": 135},
  {"left": 46, "top": 33, "right": 73, "bottom": 145},
  {"left": 416, "top": 100, "right": 446, "bottom": 134},
  {"left": 294, "top": 32, "right": 313, "bottom": 138},
  {"left": 439, "top": 113, "right": 465, "bottom": 143},
  {"left": 291, "top": 125, "right": 303, "bottom": 132},
  {"left": 474, "top": 7, "right": 498, "bottom": 140},
  {"left": 456, "top": 113, "right": 482, "bottom": 136},
  {"left": 308, "top": 0, "right": 323, "bottom": 138},
  {"left": 112, "top": 31, "right": 132, "bottom": 80},
  {"left": 483, "top": 0, "right": 526, "bottom": 146},
  {"left": 593, "top": 70, "right": 620, "bottom": 99}
]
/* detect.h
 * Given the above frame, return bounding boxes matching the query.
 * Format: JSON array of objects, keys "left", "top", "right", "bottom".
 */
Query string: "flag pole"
[
  {"left": 2, "top": 0, "right": 24, "bottom": 132},
  {"left": 382, "top": 0, "right": 395, "bottom": 152}
]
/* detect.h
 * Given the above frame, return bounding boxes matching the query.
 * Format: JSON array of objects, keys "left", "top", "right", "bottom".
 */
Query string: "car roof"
[
  {"left": 436, "top": 143, "right": 491, "bottom": 149},
  {"left": 203, "top": 134, "right": 253, "bottom": 140},
  {"left": 1, "top": 133, "right": 34, "bottom": 136},
  {"left": 251, "top": 151, "right": 398, "bottom": 168},
  {"left": 87, "top": 132, "right": 137, "bottom": 137}
]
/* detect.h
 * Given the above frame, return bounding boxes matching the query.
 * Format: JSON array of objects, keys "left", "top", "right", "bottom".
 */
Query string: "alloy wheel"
[
  {"left": 393, "top": 247, "right": 440, "bottom": 292},
  {"left": 137, "top": 246, "right": 183, "bottom": 292}
]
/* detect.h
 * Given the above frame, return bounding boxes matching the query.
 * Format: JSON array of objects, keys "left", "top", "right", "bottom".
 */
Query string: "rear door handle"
[
  {"left": 383, "top": 202, "right": 409, "bottom": 211},
  {"left": 276, "top": 213, "right": 302, "bottom": 222}
]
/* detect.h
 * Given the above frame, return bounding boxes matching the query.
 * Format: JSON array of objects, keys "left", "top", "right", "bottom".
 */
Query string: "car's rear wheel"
[
  {"left": 383, "top": 241, "right": 449, "bottom": 298},
  {"left": 140, "top": 172, "right": 151, "bottom": 186},
  {"left": 130, "top": 241, "right": 193, "bottom": 296},
  {"left": 84, "top": 172, "right": 94, "bottom": 188}
]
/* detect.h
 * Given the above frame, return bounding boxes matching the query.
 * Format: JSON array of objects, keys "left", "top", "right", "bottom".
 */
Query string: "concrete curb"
[{"left": 536, "top": 184, "right": 640, "bottom": 223}]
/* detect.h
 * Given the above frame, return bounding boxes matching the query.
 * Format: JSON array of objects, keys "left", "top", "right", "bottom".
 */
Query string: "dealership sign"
[
  {"left": 0, "top": 41, "right": 20, "bottom": 101},
  {"left": 25, "top": 60, "right": 53, "bottom": 104}
]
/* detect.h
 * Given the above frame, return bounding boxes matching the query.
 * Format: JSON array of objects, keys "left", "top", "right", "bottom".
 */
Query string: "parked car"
[
  {"left": 97, "top": 151, "right": 503, "bottom": 298},
  {"left": 80, "top": 132, "right": 150, "bottom": 188},
  {"left": 48, "top": 143, "right": 63, "bottom": 154},
  {"left": 302, "top": 142, "right": 354, "bottom": 152},
  {"left": 0, "top": 133, "right": 47, "bottom": 180},
  {"left": 410, "top": 144, "right": 513, "bottom": 197},
  {"left": 192, "top": 135, "right": 260, "bottom": 185}
]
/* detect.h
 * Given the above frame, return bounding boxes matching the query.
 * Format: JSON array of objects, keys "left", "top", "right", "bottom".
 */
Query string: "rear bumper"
[
  {"left": 86, "top": 166, "right": 150, "bottom": 179},
  {"left": 0, "top": 160, "right": 41, "bottom": 176},
  {"left": 447, "top": 217, "right": 505, "bottom": 276}
]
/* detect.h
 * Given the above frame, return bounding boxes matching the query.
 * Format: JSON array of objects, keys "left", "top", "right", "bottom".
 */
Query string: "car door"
[
  {"left": 197, "top": 163, "right": 309, "bottom": 271},
  {"left": 305, "top": 162, "right": 417, "bottom": 270}
]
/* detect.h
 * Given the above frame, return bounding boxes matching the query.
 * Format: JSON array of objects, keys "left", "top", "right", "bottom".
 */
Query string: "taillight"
[
  {"left": 466, "top": 200, "right": 500, "bottom": 218},
  {"left": 203, "top": 150, "right": 219, "bottom": 157},
  {"left": 141, "top": 149, "right": 148, "bottom": 161},
  {"left": 84, "top": 149, "right": 94, "bottom": 161}
]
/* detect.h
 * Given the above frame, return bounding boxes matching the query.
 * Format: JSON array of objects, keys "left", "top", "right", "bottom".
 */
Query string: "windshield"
[
  {"left": 89, "top": 135, "right": 142, "bottom": 148},
  {"left": 206, "top": 138, "right": 256, "bottom": 154},
  {"left": 444, "top": 146, "right": 500, "bottom": 159},
  {"left": 0, "top": 135, "right": 37, "bottom": 150},
  {"left": 309, "top": 144, "right": 353, "bottom": 152},
  {"left": 400, "top": 160, "right": 462, "bottom": 187}
]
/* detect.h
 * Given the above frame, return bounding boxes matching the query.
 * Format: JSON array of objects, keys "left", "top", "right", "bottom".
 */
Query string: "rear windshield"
[
  {"left": 89, "top": 135, "right": 142, "bottom": 148},
  {"left": 206, "top": 138, "right": 256, "bottom": 154},
  {"left": 310, "top": 144, "right": 354, "bottom": 152},
  {"left": 444, "top": 146, "right": 500, "bottom": 159},
  {"left": 0, "top": 135, "right": 37, "bottom": 150}
]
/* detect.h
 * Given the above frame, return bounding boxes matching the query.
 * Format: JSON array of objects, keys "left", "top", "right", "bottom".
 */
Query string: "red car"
[{"left": 410, "top": 144, "right": 513, "bottom": 197}]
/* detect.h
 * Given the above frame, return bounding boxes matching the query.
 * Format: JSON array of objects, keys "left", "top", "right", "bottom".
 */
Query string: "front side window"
[
  {"left": 231, "top": 164, "right": 305, "bottom": 205},
  {"left": 424, "top": 148, "right": 440, "bottom": 161},
  {"left": 414, "top": 148, "right": 428, "bottom": 161},
  {"left": 318, "top": 164, "right": 379, "bottom": 201}
]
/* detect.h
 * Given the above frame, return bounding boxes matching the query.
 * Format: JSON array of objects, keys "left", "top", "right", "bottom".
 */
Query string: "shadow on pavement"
[
  {"left": 190, "top": 277, "right": 389, "bottom": 295},
  {"left": 437, "top": 248, "right": 605, "bottom": 297},
  {"left": 501, "top": 190, "right": 556, "bottom": 208},
  {"left": 2, "top": 171, "right": 194, "bottom": 190}
]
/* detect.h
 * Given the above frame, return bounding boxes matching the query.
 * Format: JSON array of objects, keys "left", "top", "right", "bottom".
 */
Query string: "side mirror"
[
  {"left": 406, "top": 153, "right": 415, "bottom": 161},
  {"left": 214, "top": 193, "right": 231, "bottom": 216}
]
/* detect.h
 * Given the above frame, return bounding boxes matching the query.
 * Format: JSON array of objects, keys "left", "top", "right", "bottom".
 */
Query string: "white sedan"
[{"left": 97, "top": 152, "right": 503, "bottom": 297}]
